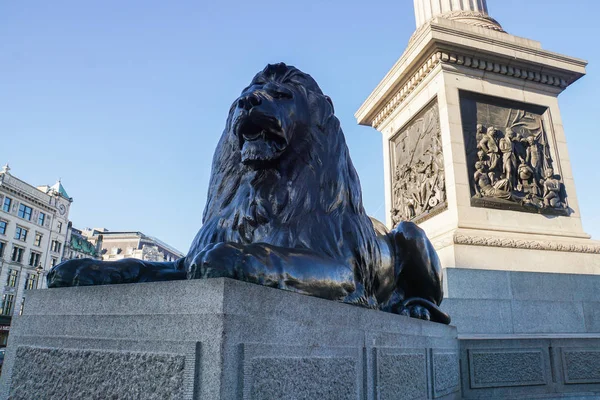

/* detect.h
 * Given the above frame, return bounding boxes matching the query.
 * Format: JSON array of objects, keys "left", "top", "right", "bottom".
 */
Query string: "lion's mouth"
[{"left": 236, "top": 111, "right": 288, "bottom": 166}]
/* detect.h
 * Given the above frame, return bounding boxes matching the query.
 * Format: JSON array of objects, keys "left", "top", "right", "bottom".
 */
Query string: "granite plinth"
[
  {"left": 0, "top": 278, "right": 460, "bottom": 400},
  {"left": 443, "top": 268, "right": 600, "bottom": 399}
]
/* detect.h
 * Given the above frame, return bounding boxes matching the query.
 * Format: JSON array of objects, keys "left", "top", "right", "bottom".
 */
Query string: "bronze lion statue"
[{"left": 48, "top": 63, "right": 450, "bottom": 324}]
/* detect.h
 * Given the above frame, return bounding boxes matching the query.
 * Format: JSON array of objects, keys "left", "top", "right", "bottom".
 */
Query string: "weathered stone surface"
[
  {"left": 443, "top": 269, "right": 600, "bottom": 336},
  {"left": 583, "top": 302, "right": 600, "bottom": 332},
  {"left": 444, "top": 268, "right": 511, "bottom": 300},
  {"left": 510, "top": 271, "right": 579, "bottom": 301},
  {"left": 376, "top": 349, "right": 427, "bottom": 400},
  {"left": 562, "top": 349, "right": 600, "bottom": 384},
  {"left": 441, "top": 299, "right": 514, "bottom": 334},
  {"left": 250, "top": 357, "right": 356, "bottom": 400},
  {"left": 571, "top": 275, "right": 600, "bottom": 301},
  {"left": 511, "top": 301, "right": 586, "bottom": 334},
  {"left": 10, "top": 346, "right": 185, "bottom": 400},
  {"left": 433, "top": 351, "right": 460, "bottom": 398},
  {"left": 468, "top": 349, "right": 546, "bottom": 388}
]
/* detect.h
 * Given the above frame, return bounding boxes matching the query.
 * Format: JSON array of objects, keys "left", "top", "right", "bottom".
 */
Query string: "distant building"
[
  {"left": 63, "top": 224, "right": 102, "bottom": 261},
  {"left": 0, "top": 164, "right": 72, "bottom": 345},
  {"left": 83, "top": 229, "right": 184, "bottom": 263}
]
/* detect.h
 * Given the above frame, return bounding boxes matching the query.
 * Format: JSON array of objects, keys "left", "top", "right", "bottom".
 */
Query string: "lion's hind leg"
[{"left": 383, "top": 221, "right": 451, "bottom": 324}]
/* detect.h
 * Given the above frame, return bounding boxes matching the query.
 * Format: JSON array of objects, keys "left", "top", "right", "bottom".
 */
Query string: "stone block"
[
  {"left": 432, "top": 350, "right": 460, "bottom": 398},
  {"left": 374, "top": 348, "right": 428, "bottom": 400},
  {"left": 509, "top": 271, "right": 578, "bottom": 302},
  {"left": 242, "top": 344, "right": 362, "bottom": 400},
  {"left": 571, "top": 275, "right": 600, "bottom": 302},
  {"left": 444, "top": 268, "right": 511, "bottom": 300},
  {"left": 511, "top": 301, "right": 586, "bottom": 334},
  {"left": 467, "top": 348, "right": 547, "bottom": 389},
  {"left": 441, "top": 299, "right": 513, "bottom": 334},
  {"left": 583, "top": 302, "right": 600, "bottom": 333},
  {"left": 561, "top": 349, "right": 600, "bottom": 385},
  {"left": 0, "top": 278, "right": 460, "bottom": 400},
  {"left": 9, "top": 346, "right": 186, "bottom": 400}
]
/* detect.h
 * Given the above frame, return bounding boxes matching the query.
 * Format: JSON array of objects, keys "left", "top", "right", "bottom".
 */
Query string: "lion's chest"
[{"left": 231, "top": 179, "right": 292, "bottom": 243}]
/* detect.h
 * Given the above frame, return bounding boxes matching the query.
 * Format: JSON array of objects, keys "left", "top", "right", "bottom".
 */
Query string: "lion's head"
[
  {"left": 189, "top": 63, "right": 379, "bottom": 290},
  {"left": 232, "top": 64, "right": 314, "bottom": 167}
]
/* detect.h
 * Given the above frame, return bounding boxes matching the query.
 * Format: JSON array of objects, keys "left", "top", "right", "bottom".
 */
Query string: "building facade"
[
  {"left": 84, "top": 229, "right": 184, "bottom": 263},
  {"left": 63, "top": 224, "right": 102, "bottom": 261},
  {"left": 0, "top": 164, "right": 71, "bottom": 345}
]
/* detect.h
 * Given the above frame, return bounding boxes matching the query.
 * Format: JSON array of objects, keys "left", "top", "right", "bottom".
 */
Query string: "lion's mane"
[{"left": 189, "top": 64, "right": 381, "bottom": 295}]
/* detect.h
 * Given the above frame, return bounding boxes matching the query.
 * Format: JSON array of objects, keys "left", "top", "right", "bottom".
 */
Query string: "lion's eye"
[{"left": 270, "top": 88, "right": 293, "bottom": 100}]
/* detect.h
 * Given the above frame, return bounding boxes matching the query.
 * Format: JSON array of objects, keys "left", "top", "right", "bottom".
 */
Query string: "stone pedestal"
[
  {"left": 0, "top": 279, "right": 460, "bottom": 400},
  {"left": 443, "top": 268, "right": 600, "bottom": 399},
  {"left": 355, "top": 12, "right": 600, "bottom": 275}
]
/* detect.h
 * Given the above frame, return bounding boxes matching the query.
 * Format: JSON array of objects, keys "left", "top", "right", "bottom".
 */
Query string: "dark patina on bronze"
[{"left": 48, "top": 63, "right": 450, "bottom": 324}]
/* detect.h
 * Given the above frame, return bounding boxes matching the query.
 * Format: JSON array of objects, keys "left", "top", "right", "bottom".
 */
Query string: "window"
[
  {"left": 34, "top": 232, "right": 42, "bottom": 247},
  {"left": 38, "top": 212, "right": 46, "bottom": 226},
  {"left": 11, "top": 246, "right": 24, "bottom": 263},
  {"left": 25, "top": 273, "right": 38, "bottom": 290},
  {"left": 18, "top": 204, "right": 32, "bottom": 220},
  {"left": 1, "top": 294, "right": 15, "bottom": 315},
  {"left": 51, "top": 257, "right": 57, "bottom": 267},
  {"left": 14, "top": 226, "right": 28, "bottom": 242},
  {"left": 0, "top": 221, "right": 6, "bottom": 235},
  {"left": 0, "top": 241, "right": 4, "bottom": 258},
  {"left": 2, "top": 197, "right": 11, "bottom": 213},
  {"left": 57, "top": 221, "right": 62, "bottom": 233},
  {"left": 28, "top": 251, "right": 41, "bottom": 267},
  {"left": 51, "top": 240, "right": 62, "bottom": 253},
  {"left": 7, "top": 269, "right": 18, "bottom": 287}
]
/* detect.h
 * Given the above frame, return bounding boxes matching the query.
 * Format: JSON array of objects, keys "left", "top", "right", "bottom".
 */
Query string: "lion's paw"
[
  {"left": 399, "top": 305, "right": 431, "bottom": 321},
  {"left": 187, "top": 242, "right": 245, "bottom": 280},
  {"left": 48, "top": 259, "right": 133, "bottom": 288}
]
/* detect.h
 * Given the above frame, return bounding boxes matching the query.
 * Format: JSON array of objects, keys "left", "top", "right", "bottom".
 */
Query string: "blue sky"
[{"left": 1, "top": 0, "right": 599, "bottom": 254}]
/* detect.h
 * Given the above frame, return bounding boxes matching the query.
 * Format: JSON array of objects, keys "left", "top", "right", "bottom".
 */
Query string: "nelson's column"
[{"left": 357, "top": 1, "right": 600, "bottom": 398}]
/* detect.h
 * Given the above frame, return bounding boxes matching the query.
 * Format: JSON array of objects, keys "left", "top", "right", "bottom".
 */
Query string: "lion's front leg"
[
  {"left": 186, "top": 242, "right": 357, "bottom": 301},
  {"left": 48, "top": 258, "right": 186, "bottom": 288}
]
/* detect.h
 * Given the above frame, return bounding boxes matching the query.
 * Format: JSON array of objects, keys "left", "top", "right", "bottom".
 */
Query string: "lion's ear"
[{"left": 325, "top": 95, "right": 334, "bottom": 113}]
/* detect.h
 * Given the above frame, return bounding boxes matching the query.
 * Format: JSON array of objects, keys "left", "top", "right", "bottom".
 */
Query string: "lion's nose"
[{"left": 238, "top": 93, "right": 262, "bottom": 110}]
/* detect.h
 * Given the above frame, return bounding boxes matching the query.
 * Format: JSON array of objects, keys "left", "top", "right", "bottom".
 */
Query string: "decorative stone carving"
[
  {"left": 561, "top": 349, "right": 600, "bottom": 384},
  {"left": 413, "top": 0, "right": 504, "bottom": 32},
  {"left": 468, "top": 349, "right": 546, "bottom": 388},
  {"left": 10, "top": 346, "right": 186, "bottom": 399},
  {"left": 460, "top": 93, "right": 569, "bottom": 216},
  {"left": 437, "top": 10, "right": 504, "bottom": 32},
  {"left": 453, "top": 234, "right": 600, "bottom": 254},
  {"left": 390, "top": 101, "right": 446, "bottom": 225},
  {"left": 372, "top": 51, "right": 570, "bottom": 129}
]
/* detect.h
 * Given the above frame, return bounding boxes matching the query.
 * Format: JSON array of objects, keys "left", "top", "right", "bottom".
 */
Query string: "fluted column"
[{"left": 413, "top": 0, "right": 503, "bottom": 32}]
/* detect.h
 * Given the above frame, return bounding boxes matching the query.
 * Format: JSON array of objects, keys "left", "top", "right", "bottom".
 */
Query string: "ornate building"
[
  {"left": 0, "top": 164, "right": 71, "bottom": 345},
  {"left": 63, "top": 224, "right": 102, "bottom": 261},
  {"left": 83, "top": 229, "right": 184, "bottom": 263}
]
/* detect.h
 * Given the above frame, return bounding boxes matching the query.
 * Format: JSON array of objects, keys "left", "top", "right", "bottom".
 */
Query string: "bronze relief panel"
[
  {"left": 459, "top": 91, "right": 569, "bottom": 216},
  {"left": 390, "top": 100, "right": 447, "bottom": 226}
]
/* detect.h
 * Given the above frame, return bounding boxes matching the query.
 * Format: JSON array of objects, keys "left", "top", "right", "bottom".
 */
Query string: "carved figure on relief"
[
  {"left": 543, "top": 167, "right": 564, "bottom": 208},
  {"left": 390, "top": 102, "right": 446, "bottom": 225}
]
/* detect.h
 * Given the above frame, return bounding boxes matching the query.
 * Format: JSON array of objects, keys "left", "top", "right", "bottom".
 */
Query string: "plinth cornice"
[{"left": 356, "top": 20, "right": 587, "bottom": 129}]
